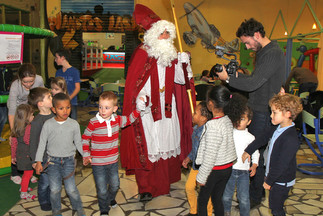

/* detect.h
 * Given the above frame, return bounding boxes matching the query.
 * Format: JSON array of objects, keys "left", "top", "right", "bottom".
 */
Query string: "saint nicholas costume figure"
[{"left": 120, "top": 4, "right": 195, "bottom": 201}]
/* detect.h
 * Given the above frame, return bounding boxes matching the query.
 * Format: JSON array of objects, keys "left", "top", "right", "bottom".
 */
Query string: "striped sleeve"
[
  {"left": 119, "top": 109, "right": 140, "bottom": 128},
  {"left": 82, "top": 120, "right": 95, "bottom": 158}
]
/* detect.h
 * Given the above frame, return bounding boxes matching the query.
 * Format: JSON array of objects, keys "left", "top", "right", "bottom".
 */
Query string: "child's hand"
[
  {"left": 35, "top": 162, "right": 43, "bottom": 175},
  {"left": 83, "top": 157, "right": 92, "bottom": 166},
  {"left": 197, "top": 181, "right": 205, "bottom": 186},
  {"left": 249, "top": 163, "right": 258, "bottom": 177},
  {"left": 32, "top": 163, "right": 37, "bottom": 169},
  {"left": 11, "top": 158, "right": 16, "bottom": 164},
  {"left": 263, "top": 182, "right": 271, "bottom": 190},
  {"left": 182, "top": 157, "right": 190, "bottom": 168},
  {"left": 242, "top": 152, "right": 251, "bottom": 163}
]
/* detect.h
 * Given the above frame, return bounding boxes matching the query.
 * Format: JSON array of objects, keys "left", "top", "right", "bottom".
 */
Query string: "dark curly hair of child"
[{"left": 206, "top": 85, "right": 248, "bottom": 127}]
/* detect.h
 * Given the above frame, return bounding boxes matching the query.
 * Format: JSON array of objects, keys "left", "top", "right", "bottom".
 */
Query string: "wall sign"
[{"left": 0, "top": 32, "right": 24, "bottom": 64}]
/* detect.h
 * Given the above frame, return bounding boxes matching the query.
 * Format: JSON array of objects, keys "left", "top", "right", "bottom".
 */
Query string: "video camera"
[{"left": 210, "top": 45, "right": 239, "bottom": 77}]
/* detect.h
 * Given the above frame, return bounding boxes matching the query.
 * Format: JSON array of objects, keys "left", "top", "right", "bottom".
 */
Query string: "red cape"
[{"left": 120, "top": 45, "right": 196, "bottom": 174}]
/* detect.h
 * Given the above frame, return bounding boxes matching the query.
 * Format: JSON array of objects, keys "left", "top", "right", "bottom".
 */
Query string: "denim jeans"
[
  {"left": 92, "top": 162, "right": 120, "bottom": 214},
  {"left": 47, "top": 156, "right": 83, "bottom": 216},
  {"left": 38, "top": 159, "right": 51, "bottom": 210},
  {"left": 248, "top": 110, "right": 273, "bottom": 203},
  {"left": 70, "top": 105, "right": 77, "bottom": 120},
  {"left": 0, "top": 105, "right": 7, "bottom": 137},
  {"left": 223, "top": 169, "right": 250, "bottom": 216}
]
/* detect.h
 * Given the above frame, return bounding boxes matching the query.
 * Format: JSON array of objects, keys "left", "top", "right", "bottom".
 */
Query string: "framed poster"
[{"left": 0, "top": 32, "right": 24, "bottom": 64}]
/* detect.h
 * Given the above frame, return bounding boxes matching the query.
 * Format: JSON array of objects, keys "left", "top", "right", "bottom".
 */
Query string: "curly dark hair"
[
  {"left": 224, "top": 93, "right": 248, "bottom": 128},
  {"left": 236, "top": 18, "right": 266, "bottom": 38},
  {"left": 198, "top": 101, "right": 213, "bottom": 120}
]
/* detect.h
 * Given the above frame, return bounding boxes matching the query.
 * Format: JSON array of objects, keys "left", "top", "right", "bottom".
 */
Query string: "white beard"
[
  {"left": 143, "top": 20, "right": 177, "bottom": 67},
  {"left": 145, "top": 38, "right": 177, "bottom": 67}
]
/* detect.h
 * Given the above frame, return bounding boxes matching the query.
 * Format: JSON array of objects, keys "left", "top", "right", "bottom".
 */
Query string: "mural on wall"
[
  {"left": 47, "top": 0, "right": 135, "bottom": 51},
  {"left": 182, "top": 2, "right": 239, "bottom": 53}
]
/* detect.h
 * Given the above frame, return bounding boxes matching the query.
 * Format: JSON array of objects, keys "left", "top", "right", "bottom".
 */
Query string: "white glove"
[
  {"left": 178, "top": 52, "right": 190, "bottom": 64},
  {"left": 136, "top": 97, "right": 146, "bottom": 111}
]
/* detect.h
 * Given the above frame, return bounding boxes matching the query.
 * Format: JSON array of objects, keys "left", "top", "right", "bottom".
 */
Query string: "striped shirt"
[{"left": 82, "top": 110, "right": 140, "bottom": 165}]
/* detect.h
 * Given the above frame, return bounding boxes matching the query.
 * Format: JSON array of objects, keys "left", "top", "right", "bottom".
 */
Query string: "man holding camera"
[{"left": 217, "top": 18, "right": 285, "bottom": 209}]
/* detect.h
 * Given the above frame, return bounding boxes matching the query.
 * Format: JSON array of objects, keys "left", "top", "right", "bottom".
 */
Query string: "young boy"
[
  {"left": 222, "top": 106, "right": 259, "bottom": 216},
  {"left": 182, "top": 102, "right": 213, "bottom": 216},
  {"left": 54, "top": 49, "right": 80, "bottom": 120},
  {"left": 35, "top": 93, "right": 84, "bottom": 216},
  {"left": 82, "top": 91, "right": 144, "bottom": 216},
  {"left": 242, "top": 94, "right": 303, "bottom": 216},
  {"left": 28, "top": 87, "right": 54, "bottom": 211}
]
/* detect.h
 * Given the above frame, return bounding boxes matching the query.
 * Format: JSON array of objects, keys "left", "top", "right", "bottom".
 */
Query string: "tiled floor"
[{"left": 4, "top": 107, "right": 323, "bottom": 216}]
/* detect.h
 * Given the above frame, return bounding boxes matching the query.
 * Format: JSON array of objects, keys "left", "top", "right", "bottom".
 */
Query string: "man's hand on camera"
[{"left": 216, "top": 66, "right": 229, "bottom": 81}]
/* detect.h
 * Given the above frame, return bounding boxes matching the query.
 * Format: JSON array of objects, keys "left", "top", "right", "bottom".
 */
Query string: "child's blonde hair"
[
  {"left": 11, "top": 104, "right": 34, "bottom": 138},
  {"left": 99, "top": 91, "right": 118, "bottom": 106},
  {"left": 269, "top": 94, "right": 303, "bottom": 120},
  {"left": 51, "top": 77, "right": 68, "bottom": 95}
]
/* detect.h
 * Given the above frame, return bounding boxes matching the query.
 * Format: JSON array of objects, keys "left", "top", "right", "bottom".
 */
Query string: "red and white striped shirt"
[{"left": 82, "top": 110, "right": 140, "bottom": 165}]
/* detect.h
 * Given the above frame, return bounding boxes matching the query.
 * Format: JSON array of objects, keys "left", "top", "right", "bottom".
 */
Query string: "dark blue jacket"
[{"left": 245, "top": 126, "right": 299, "bottom": 186}]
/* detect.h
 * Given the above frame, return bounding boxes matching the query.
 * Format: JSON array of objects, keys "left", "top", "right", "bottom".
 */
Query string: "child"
[
  {"left": 242, "top": 94, "right": 303, "bottom": 216},
  {"left": 182, "top": 101, "right": 213, "bottom": 216},
  {"left": 195, "top": 85, "right": 242, "bottom": 216},
  {"left": 10, "top": 104, "right": 36, "bottom": 200},
  {"left": 82, "top": 91, "right": 144, "bottom": 216},
  {"left": 50, "top": 76, "right": 68, "bottom": 96},
  {"left": 35, "top": 93, "right": 84, "bottom": 216},
  {"left": 7, "top": 63, "right": 44, "bottom": 184},
  {"left": 28, "top": 87, "right": 54, "bottom": 211},
  {"left": 54, "top": 49, "right": 80, "bottom": 120},
  {"left": 222, "top": 106, "right": 260, "bottom": 216},
  {"left": 200, "top": 70, "right": 210, "bottom": 82}
]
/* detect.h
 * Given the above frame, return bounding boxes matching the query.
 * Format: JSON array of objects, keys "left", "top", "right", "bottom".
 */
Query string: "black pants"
[
  {"left": 198, "top": 167, "right": 232, "bottom": 216},
  {"left": 11, "top": 163, "right": 23, "bottom": 176},
  {"left": 299, "top": 82, "right": 317, "bottom": 95},
  {"left": 248, "top": 110, "right": 273, "bottom": 203},
  {"left": 269, "top": 184, "right": 291, "bottom": 216}
]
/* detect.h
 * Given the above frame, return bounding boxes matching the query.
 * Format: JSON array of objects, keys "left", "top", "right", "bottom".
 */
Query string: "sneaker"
[
  {"left": 30, "top": 175, "right": 38, "bottom": 183},
  {"left": 0, "top": 137, "right": 6, "bottom": 142},
  {"left": 19, "top": 187, "right": 32, "bottom": 192},
  {"left": 110, "top": 200, "right": 117, "bottom": 208},
  {"left": 100, "top": 212, "right": 109, "bottom": 216},
  {"left": 10, "top": 176, "right": 22, "bottom": 184},
  {"left": 20, "top": 192, "right": 36, "bottom": 200}
]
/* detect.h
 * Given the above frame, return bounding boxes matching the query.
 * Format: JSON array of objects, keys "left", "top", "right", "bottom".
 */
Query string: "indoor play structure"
[{"left": 0, "top": 22, "right": 54, "bottom": 175}]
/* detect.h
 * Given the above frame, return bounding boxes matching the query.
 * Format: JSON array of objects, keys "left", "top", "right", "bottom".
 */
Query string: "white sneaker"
[
  {"left": 10, "top": 176, "right": 22, "bottom": 184},
  {"left": 30, "top": 175, "right": 38, "bottom": 183},
  {"left": 20, "top": 192, "right": 36, "bottom": 200}
]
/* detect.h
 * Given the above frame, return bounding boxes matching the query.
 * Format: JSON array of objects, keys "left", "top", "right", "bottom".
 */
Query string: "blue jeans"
[
  {"left": 47, "top": 156, "right": 83, "bottom": 216},
  {"left": 70, "top": 105, "right": 77, "bottom": 120},
  {"left": 248, "top": 110, "right": 273, "bottom": 203},
  {"left": 92, "top": 162, "right": 120, "bottom": 214},
  {"left": 0, "top": 105, "right": 7, "bottom": 137},
  {"left": 223, "top": 169, "right": 250, "bottom": 216},
  {"left": 38, "top": 159, "right": 51, "bottom": 210}
]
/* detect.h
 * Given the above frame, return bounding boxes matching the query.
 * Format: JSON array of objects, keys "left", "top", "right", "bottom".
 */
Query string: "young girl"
[
  {"left": 11, "top": 104, "right": 36, "bottom": 200},
  {"left": 50, "top": 76, "right": 68, "bottom": 96},
  {"left": 8, "top": 63, "right": 43, "bottom": 184},
  {"left": 195, "top": 85, "right": 245, "bottom": 216}
]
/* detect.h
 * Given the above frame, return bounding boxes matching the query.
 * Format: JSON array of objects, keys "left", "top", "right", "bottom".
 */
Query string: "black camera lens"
[{"left": 214, "top": 64, "right": 223, "bottom": 72}]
